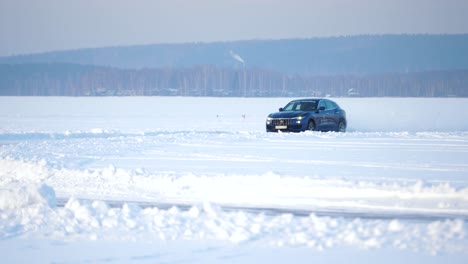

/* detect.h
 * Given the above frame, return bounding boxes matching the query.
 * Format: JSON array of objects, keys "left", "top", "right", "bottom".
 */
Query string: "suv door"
[
  {"left": 316, "top": 100, "right": 329, "bottom": 130},
  {"left": 318, "top": 100, "right": 340, "bottom": 131}
]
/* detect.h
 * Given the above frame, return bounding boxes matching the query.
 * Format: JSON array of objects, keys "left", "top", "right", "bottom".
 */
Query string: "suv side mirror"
[
  {"left": 318, "top": 106, "right": 326, "bottom": 111},
  {"left": 279, "top": 107, "right": 284, "bottom": 112}
]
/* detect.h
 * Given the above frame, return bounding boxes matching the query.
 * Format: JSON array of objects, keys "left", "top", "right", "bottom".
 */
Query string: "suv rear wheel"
[{"left": 337, "top": 120, "right": 346, "bottom": 132}]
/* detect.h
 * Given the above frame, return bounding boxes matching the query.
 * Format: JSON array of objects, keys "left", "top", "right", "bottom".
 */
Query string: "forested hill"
[
  {"left": 1, "top": 35, "right": 468, "bottom": 75},
  {"left": 2, "top": 35, "right": 468, "bottom": 97}
]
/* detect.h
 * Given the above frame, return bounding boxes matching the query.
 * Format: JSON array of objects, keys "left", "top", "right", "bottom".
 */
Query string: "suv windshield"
[{"left": 283, "top": 101, "right": 317, "bottom": 111}]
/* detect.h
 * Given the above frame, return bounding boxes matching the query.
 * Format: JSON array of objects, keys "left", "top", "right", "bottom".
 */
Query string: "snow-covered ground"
[{"left": 1, "top": 96, "right": 468, "bottom": 263}]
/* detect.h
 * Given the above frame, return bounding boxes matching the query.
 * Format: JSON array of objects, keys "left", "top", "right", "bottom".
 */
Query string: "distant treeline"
[{"left": 1, "top": 63, "right": 467, "bottom": 97}]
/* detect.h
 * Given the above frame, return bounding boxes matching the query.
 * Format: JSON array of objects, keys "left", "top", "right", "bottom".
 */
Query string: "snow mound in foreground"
[
  {"left": 0, "top": 157, "right": 56, "bottom": 210},
  {"left": 0, "top": 155, "right": 467, "bottom": 254},
  {"left": 0, "top": 160, "right": 466, "bottom": 254},
  {"left": 0, "top": 183, "right": 56, "bottom": 210},
  {"left": 0, "top": 186, "right": 466, "bottom": 255},
  {"left": 2, "top": 158, "right": 468, "bottom": 217}
]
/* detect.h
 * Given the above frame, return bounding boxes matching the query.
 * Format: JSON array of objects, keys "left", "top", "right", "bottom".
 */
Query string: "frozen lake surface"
[{"left": 1, "top": 97, "right": 468, "bottom": 263}]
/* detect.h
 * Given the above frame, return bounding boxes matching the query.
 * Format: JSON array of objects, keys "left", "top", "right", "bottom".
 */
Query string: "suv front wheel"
[{"left": 307, "top": 120, "right": 316, "bottom": 131}]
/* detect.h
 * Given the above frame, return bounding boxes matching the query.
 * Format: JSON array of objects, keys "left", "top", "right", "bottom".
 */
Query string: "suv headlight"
[
  {"left": 266, "top": 117, "right": 273, "bottom": 124},
  {"left": 293, "top": 116, "right": 303, "bottom": 124}
]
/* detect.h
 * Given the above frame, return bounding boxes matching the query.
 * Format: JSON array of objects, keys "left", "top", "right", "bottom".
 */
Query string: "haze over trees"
[{"left": 1, "top": 35, "right": 467, "bottom": 97}]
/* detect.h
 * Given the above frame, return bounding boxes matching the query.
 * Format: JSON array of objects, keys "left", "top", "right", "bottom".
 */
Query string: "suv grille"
[{"left": 272, "top": 118, "right": 292, "bottom": 126}]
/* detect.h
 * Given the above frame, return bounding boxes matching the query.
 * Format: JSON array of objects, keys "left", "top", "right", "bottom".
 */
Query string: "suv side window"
[{"left": 325, "top": 100, "right": 336, "bottom": 110}]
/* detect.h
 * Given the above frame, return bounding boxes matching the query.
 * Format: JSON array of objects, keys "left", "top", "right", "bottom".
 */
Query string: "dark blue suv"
[{"left": 266, "top": 98, "right": 346, "bottom": 132}]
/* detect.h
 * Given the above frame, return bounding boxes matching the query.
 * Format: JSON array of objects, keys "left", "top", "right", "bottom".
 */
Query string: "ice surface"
[{"left": 1, "top": 97, "right": 468, "bottom": 263}]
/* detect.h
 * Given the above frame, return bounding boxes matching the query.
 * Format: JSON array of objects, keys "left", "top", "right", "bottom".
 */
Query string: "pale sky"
[{"left": 1, "top": 0, "right": 468, "bottom": 56}]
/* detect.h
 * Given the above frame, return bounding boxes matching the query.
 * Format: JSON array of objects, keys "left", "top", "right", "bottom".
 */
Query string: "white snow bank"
[
  {"left": 0, "top": 153, "right": 467, "bottom": 254},
  {"left": 0, "top": 186, "right": 466, "bottom": 255},
  {"left": 2, "top": 158, "right": 468, "bottom": 218},
  {"left": 0, "top": 159, "right": 56, "bottom": 209},
  {"left": 0, "top": 158, "right": 51, "bottom": 184},
  {"left": 0, "top": 183, "right": 56, "bottom": 210}
]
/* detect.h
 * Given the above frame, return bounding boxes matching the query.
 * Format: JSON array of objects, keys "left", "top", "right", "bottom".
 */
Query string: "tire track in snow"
[{"left": 56, "top": 198, "right": 468, "bottom": 222}]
